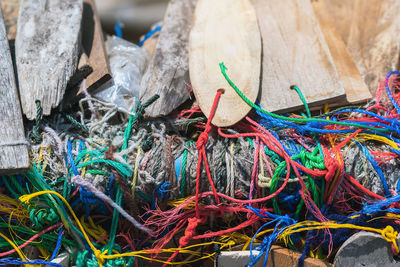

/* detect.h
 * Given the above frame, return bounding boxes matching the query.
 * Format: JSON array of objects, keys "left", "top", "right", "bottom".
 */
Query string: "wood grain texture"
[
  {"left": 190, "top": 0, "right": 261, "bottom": 127},
  {"left": 0, "top": 0, "right": 19, "bottom": 40},
  {"left": 0, "top": 7, "right": 29, "bottom": 174},
  {"left": 311, "top": 0, "right": 372, "bottom": 103},
  {"left": 139, "top": 0, "right": 197, "bottom": 117},
  {"left": 254, "top": 0, "right": 345, "bottom": 113},
  {"left": 16, "top": 0, "right": 83, "bottom": 120},
  {"left": 325, "top": 0, "right": 400, "bottom": 94},
  {"left": 218, "top": 246, "right": 332, "bottom": 267},
  {"left": 82, "top": 0, "right": 111, "bottom": 93}
]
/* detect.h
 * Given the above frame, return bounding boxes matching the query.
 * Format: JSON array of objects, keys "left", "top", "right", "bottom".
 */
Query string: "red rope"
[
  {"left": 163, "top": 91, "right": 223, "bottom": 266},
  {"left": 195, "top": 90, "right": 223, "bottom": 217}
]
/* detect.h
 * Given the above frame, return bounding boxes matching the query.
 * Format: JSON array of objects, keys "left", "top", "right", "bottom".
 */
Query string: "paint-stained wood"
[
  {"left": 16, "top": 0, "right": 83, "bottom": 120},
  {"left": 82, "top": 0, "right": 111, "bottom": 93},
  {"left": 0, "top": 7, "right": 29, "bottom": 174},
  {"left": 189, "top": 0, "right": 261, "bottom": 126},
  {"left": 311, "top": 0, "right": 372, "bottom": 103},
  {"left": 254, "top": 0, "right": 345, "bottom": 113},
  {"left": 325, "top": 0, "right": 400, "bottom": 94},
  {"left": 140, "top": 0, "right": 197, "bottom": 117},
  {"left": 0, "top": 0, "right": 19, "bottom": 40}
]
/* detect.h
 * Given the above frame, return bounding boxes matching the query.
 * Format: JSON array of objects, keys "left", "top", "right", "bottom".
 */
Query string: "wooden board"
[
  {"left": 311, "top": 0, "right": 372, "bottom": 103},
  {"left": 0, "top": 0, "right": 19, "bottom": 40},
  {"left": 81, "top": 0, "right": 111, "bottom": 93},
  {"left": 189, "top": 0, "right": 261, "bottom": 126},
  {"left": 254, "top": 0, "right": 345, "bottom": 113},
  {"left": 0, "top": 7, "right": 29, "bottom": 174},
  {"left": 15, "top": 0, "right": 83, "bottom": 120},
  {"left": 139, "top": 0, "right": 197, "bottom": 117},
  {"left": 217, "top": 246, "right": 332, "bottom": 267},
  {"left": 325, "top": 0, "right": 400, "bottom": 94}
]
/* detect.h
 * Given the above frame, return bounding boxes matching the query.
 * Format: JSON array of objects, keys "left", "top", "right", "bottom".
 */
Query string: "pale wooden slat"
[
  {"left": 325, "top": 0, "right": 400, "bottom": 94},
  {"left": 139, "top": 0, "right": 197, "bottom": 117},
  {"left": 311, "top": 0, "right": 372, "bottom": 104},
  {"left": 0, "top": 6, "right": 29, "bottom": 174},
  {"left": 254, "top": 0, "right": 346, "bottom": 113},
  {"left": 15, "top": 0, "right": 83, "bottom": 120},
  {"left": 189, "top": 0, "right": 261, "bottom": 127}
]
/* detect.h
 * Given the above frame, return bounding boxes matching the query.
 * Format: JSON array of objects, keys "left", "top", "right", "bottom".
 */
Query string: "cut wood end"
[
  {"left": 189, "top": 0, "right": 261, "bottom": 127},
  {"left": 0, "top": 145, "right": 30, "bottom": 175},
  {"left": 209, "top": 90, "right": 254, "bottom": 127}
]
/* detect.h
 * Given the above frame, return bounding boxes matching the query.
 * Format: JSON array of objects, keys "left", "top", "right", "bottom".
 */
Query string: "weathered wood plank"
[
  {"left": 16, "top": 0, "right": 83, "bottom": 120},
  {"left": 82, "top": 0, "right": 111, "bottom": 93},
  {"left": 0, "top": 0, "right": 19, "bottom": 40},
  {"left": 254, "top": 0, "right": 346, "bottom": 113},
  {"left": 218, "top": 246, "right": 332, "bottom": 267},
  {"left": 325, "top": 0, "right": 400, "bottom": 94},
  {"left": 311, "top": 0, "right": 372, "bottom": 104},
  {"left": 139, "top": 0, "right": 197, "bottom": 117},
  {"left": 189, "top": 0, "right": 261, "bottom": 127},
  {"left": 0, "top": 7, "right": 29, "bottom": 174}
]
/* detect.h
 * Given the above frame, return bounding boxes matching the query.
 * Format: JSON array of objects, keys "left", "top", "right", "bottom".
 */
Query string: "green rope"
[
  {"left": 131, "top": 94, "right": 160, "bottom": 130},
  {"left": 24, "top": 167, "right": 93, "bottom": 246},
  {"left": 2, "top": 177, "right": 21, "bottom": 199},
  {"left": 31, "top": 100, "right": 43, "bottom": 143},
  {"left": 180, "top": 141, "right": 193, "bottom": 198},
  {"left": 219, "top": 62, "right": 388, "bottom": 132},
  {"left": 290, "top": 85, "right": 311, "bottom": 118},
  {"left": 141, "top": 136, "right": 154, "bottom": 152},
  {"left": 135, "top": 190, "right": 152, "bottom": 202},
  {"left": 107, "top": 95, "right": 159, "bottom": 263},
  {"left": 63, "top": 113, "right": 89, "bottom": 131},
  {"left": 72, "top": 159, "right": 132, "bottom": 177}
]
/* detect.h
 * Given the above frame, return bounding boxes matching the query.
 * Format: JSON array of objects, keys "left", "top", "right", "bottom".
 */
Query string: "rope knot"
[
  {"left": 382, "top": 226, "right": 398, "bottom": 242},
  {"left": 179, "top": 217, "right": 205, "bottom": 248},
  {"left": 196, "top": 132, "right": 210, "bottom": 150},
  {"left": 19, "top": 195, "right": 32, "bottom": 205},
  {"left": 94, "top": 249, "right": 105, "bottom": 265},
  {"left": 381, "top": 226, "right": 399, "bottom": 253}
]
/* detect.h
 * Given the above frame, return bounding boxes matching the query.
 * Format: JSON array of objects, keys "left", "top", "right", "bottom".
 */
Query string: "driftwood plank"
[
  {"left": 139, "top": 0, "right": 197, "bottom": 117},
  {"left": 325, "top": 0, "right": 400, "bottom": 94},
  {"left": 0, "top": 7, "right": 29, "bottom": 174},
  {"left": 16, "top": 0, "right": 83, "bottom": 120},
  {"left": 189, "top": 0, "right": 261, "bottom": 127},
  {"left": 0, "top": 0, "right": 19, "bottom": 40},
  {"left": 82, "top": 0, "right": 111, "bottom": 93},
  {"left": 254, "top": 0, "right": 345, "bottom": 113},
  {"left": 311, "top": 0, "right": 372, "bottom": 104}
]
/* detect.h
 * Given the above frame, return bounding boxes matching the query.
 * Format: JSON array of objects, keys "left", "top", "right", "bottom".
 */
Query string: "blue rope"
[
  {"left": 114, "top": 20, "right": 123, "bottom": 38},
  {"left": 0, "top": 258, "right": 63, "bottom": 267},
  {"left": 355, "top": 141, "right": 390, "bottom": 196},
  {"left": 246, "top": 206, "right": 296, "bottom": 267},
  {"left": 385, "top": 71, "right": 400, "bottom": 114},
  {"left": 50, "top": 227, "right": 63, "bottom": 261},
  {"left": 138, "top": 25, "right": 162, "bottom": 47},
  {"left": 67, "top": 140, "right": 79, "bottom": 176}
]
